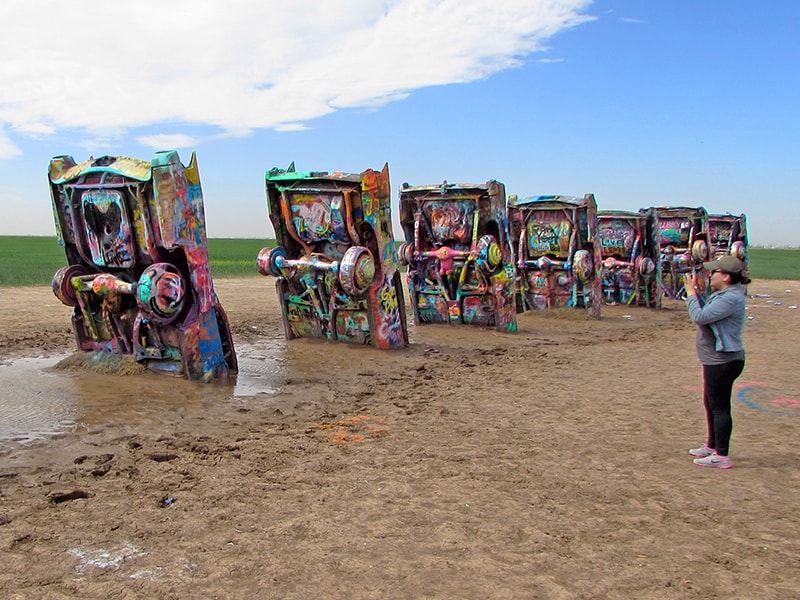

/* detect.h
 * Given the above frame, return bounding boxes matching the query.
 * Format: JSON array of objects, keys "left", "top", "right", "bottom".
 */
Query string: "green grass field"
[
  {"left": 0, "top": 236, "right": 275, "bottom": 286},
  {"left": 1, "top": 236, "right": 797, "bottom": 287}
]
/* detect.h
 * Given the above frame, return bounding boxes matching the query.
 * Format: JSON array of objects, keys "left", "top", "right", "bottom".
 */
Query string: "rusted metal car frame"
[
  {"left": 48, "top": 152, "right": 237, "bottom": 380},
  {"left": 597, "top": 210, "right": 661, "bottom": 308},
  {"left": 257, "top": 163, "right": 408, "bottom": 349},
  {"left": 397, "top": 180, "right": 517, "bottom": 332},
  {"left": 643, "top": 206, "right": 710, "bottom": 299},
  {"left": 508, "top": 194, "right": 602, "bottom": 318}
]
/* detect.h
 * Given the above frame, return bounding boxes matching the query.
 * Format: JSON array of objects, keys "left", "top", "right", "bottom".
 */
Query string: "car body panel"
[
  {"left": 48, "top": 151, "right": 237, "bottom": 380},
  {"left": 258, "top": 163, "right": 408, "bottom": 349},
  {"left": 508, "top": 194, "right": 602, "bottom": 318},
  {"left": 398, "top": 180, "right": 517, "bottom": 332}
]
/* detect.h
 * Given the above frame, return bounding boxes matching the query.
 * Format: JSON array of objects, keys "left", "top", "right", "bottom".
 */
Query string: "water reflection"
[
  {"left": 0, "top": 340, "right": 296, "bottom": 448},
  {"left": 232, "top": 339, "right": 288, "bottom": 397},
  {"left": 0, "top": 356, "right": 76, "bottom": 444}
]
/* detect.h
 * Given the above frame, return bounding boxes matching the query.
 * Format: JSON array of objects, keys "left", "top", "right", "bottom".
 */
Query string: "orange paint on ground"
[
  {"left": 307, "top": 415, "right": 388, "bottom": 444},
  {"left": 331, "top": 432, "right": 366, "bottom": 444}
]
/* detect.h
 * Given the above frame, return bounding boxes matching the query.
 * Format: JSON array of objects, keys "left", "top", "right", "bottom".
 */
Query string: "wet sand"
[{"left": 1, "top": 277, "right": 799, "bottom": 598}]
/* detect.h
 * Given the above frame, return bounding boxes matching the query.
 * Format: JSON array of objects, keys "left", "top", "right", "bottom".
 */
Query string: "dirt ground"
[{"left": 0, "top": 277, "right": 799, "bottom": 599}]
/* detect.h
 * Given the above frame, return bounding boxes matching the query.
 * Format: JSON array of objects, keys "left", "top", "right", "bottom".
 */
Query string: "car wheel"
[
  {"left": 476, "top": 235, "right": 502, "bottom": 274},
  {"left": 52, "top": 265, "right": 88, "bottom": 307},
  {"left": 257, "top": 246, "right": 286, "bottom": 277},
  {"left": 136, "top": 263, "right": 187, "bottom": 325},
  {"left": 339, "top": 246, "right": 376, "bottom": 296}
]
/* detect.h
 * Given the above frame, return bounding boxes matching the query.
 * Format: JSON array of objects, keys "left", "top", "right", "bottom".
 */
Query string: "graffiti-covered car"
[
  {"left": 397, "top": 180, "right": 517, "bottom": 332},
  {"left": 643, "top": 206, "right": 709, "bottom": 299},
  {"left": 48, "top": 152, "right": 237, "bottom": 380},
  {"left": 597, "top": 210, "right": 661, "bottom": 308},
  {"left": 257, "top": 163, "right": 408, "bottom": 349},
  {"left": 708, "top": 212, "right": 748, "bottom": 264},
  {"left": 508, "top": 194, "right": 602, "bottom": 318}
]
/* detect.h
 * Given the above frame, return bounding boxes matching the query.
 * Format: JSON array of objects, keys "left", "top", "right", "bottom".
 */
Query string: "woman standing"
[{"left": 683, "top": 255, "right": 749, "bottom": 469}]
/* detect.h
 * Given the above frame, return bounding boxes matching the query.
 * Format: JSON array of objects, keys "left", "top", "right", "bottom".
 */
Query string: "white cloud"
[
  {"left": 136, "top": 133, "right": 201, "bottom": 150},
  {"left": 0, "top": 129, "right": 22, "bottom": 158},
  {"left": 13, "top": 122, "right": 54, "bottom": 136},
  {"left": 0, "top": 0, "right": 594, "bottom": 156},
  {"left": 275, "top": 123, "right": 310, "bottom": 132}
]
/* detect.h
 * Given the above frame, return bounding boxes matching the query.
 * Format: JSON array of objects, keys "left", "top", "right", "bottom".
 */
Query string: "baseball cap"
[{"left": 702, "top": 255, "right": 743, "bottom": 273}]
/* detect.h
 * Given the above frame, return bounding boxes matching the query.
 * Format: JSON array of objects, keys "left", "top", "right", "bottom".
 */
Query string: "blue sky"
[{"left": 1, "top": 0, "right": 797, "bottom": 246}]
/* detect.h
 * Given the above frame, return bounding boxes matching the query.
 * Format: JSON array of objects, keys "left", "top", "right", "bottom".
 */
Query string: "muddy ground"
[{"left": 0, "top": 277, "right": 799, "bottom": 599}]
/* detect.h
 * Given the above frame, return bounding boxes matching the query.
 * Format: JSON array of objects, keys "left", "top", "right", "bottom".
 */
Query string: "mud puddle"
[{"left": 0, "top": 342, "right": 296, "bottom": 450}]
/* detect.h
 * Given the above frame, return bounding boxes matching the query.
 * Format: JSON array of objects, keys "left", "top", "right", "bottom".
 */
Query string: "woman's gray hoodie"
[{"left": 685, "top": 283, "right": 746, "bottom": 365}]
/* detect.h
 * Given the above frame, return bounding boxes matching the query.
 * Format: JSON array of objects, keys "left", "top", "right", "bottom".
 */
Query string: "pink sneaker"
[
  {"left": 693, "top": 453, "right": 732, "bottom": 469},
  {"left": 689, "top": 445, "right": 714, "bottom": 457}
]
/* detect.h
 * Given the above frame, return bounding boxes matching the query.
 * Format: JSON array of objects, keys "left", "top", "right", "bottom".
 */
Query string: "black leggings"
[{"left": 702, "top": 360, "right": 745, "bottom": 456}]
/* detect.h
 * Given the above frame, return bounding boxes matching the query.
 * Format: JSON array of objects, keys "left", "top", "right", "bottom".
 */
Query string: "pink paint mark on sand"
[{"left": 771, "top": 398, "right": 800, "bottom": 407}]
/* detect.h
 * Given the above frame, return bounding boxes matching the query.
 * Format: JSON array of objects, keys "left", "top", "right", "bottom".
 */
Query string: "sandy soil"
[{"left": 1, "top": 277, "right": 799, "bottom": 599}]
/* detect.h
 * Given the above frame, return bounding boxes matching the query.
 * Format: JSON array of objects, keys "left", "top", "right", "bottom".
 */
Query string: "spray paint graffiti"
[
  {"left": 48, "top": 152, "right": 237, "bottom": 380},
  {"left": 597, "top": 210, "right": 660, "bottom": 308},
  {"left": 508, "top": 194, "right": 602, "bottom": 318},
  {"left": 257, "top": 163, "right": 408, "bottom": 349},
  {"left": 307, "top": 415, "right": 388, "bottom": 445},
  {"left": 684, "top": 381, "right": 798, "bottom": 416},
  {"left": 644, "top": 206, "right": 709, "bottom": 300},
  {"left": 736, "top": 381, "right": 799, "bottom": 416},
  {"left": 428, "top": 200, "right": 473, "bottom": 243},
  {"left": 707, "top": 212, "right": 749, "bottom": 285},
  {"left": 398, "top": 180, "right": 517, "bottom": 332}
]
